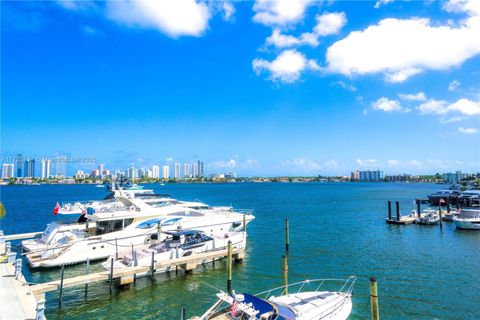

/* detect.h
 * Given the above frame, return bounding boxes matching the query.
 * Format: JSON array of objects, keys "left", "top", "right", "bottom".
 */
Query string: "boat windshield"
[
  {"left": 95, "top": 218, "right": 134, "bottom": 235},
  {"left": 41, "top": 222, "right": 60, "bottom": 242}
]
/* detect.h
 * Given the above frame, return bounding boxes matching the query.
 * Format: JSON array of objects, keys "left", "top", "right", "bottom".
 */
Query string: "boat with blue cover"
[{"left": 193, "top": 277, "right": 356, "bottom": 320}]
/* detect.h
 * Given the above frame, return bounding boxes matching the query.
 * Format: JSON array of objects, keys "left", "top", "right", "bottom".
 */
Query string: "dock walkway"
[{"left": 0, "top": 262, "right": 41, "bottom": 320}]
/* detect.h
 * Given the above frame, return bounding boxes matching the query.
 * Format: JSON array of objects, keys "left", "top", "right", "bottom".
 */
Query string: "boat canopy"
[
  {"left": 238, "top": 293, "right": 281, "bottom": 319},
  {"left": 163, "top": 229, "right": 204, "bottom": 237}
]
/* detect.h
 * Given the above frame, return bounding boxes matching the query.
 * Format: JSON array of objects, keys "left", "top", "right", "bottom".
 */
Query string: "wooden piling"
[
  {"left": 387, "top": 201, "right": 392, "bottom": 220},
  {"left": 181, "top": 307, "right": 186, "bottom": 320},
  {"left": 58, "top": 265, "right": 65, "bottom": 308},
  {"left": 109, "top": 258, "right": 114, "bottom": 294},
  {"left": 416, "top": 199, "right": 421, "bottom": 217},
  {"left": 395, "top": 201, "right": 400, "bottom": 221},
  {"left": 282, "top": 255, "right": 288, "bottom": 295},
  {"left": 150, "top": 251, "right": 155, "bottom": 283},
  {"left": 131, "top": 244, "right": 137, "bottom": 283},
  {"left": 438, "top": 205, "right": 443, "bottom": 229},
  {"left": 227, "top": 240, "right": 232, "bottom": 293},
  {"left": 85, "top": 258, "right": 90, "bottom": 295},
  {"left": 369, "top": 277, "right": 379, "bottom": 320},
  {"left": 115, "top": 238, "right": 118, "bottom": 259},
  {"left": 285, "top": 218, "right": 289, "bottom": 253},
  {"left": 243, "top": 214, "right": 247, "bottom": 232}
]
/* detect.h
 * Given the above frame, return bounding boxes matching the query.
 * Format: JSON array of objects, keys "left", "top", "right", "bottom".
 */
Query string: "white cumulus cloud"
[
  {"left": 398, "top": 92, "right": 426, "bottom": 101},
  {"left": 265, "top": 29, "right": 319, "bottom": 48},
  {"left": 253, "top": 0, "right": 314, "bottom": 26},
  {"left": 252, "top": 49, "right": 320, "bottom": 83},
  {"left": 418, "top": 98, "right": 480, "bottom": 115},
  {"left": 372, "top": 97, "right": 403, "bottom": 112},
  {"left": 326, "top": 1, "right": 480, "bottom": 82},
  {"left": 313, "top": 12, "right": 347, "bottom": 36},
  {"left": 374, "top": 0, "right": 394, "bottom": 9},
  {"left": 105, "top": 0, "right": 211, "bottom": 37},
  {"left": 458, "top": 127, "right": 478, "bottom": 134},
  {"left": 448, "top": 80, "right": 461, "bottom": 91}
]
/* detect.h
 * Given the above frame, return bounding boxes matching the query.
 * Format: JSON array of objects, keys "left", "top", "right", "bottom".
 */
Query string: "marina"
[{"left": 0, "top": 182, "right": 479, "bottom": 319}]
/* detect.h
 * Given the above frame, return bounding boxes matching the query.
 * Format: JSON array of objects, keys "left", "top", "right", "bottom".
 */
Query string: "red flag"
[
  {"left": 439, "top": 199, "right": 446, "bottom": 204},
  {"left": 53, "top": 202, "right": 60, "bottom": 215}
]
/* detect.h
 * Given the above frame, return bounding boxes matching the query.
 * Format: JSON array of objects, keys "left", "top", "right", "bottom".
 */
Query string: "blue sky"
[{"left": 1, "top": 0, "right": 479, "bottom": 176}]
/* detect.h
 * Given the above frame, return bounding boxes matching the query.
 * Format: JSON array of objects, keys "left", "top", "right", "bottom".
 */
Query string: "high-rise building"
[
  {"left": 2, "top": 164, "right": 14, "bottom": 179},
  {"left": 359, "top": 170, "right": 385, "bottom": 181},
  {"left": 174, "top": 163, "right": 181, "bottom": 179},
  {"left": 54, "top": 156, "right": 67, "bottom": 178},
  {"left": 75, "top": 170, "right": 87, "bottom": 179},
  {"left": 127, "top": 167, "right": 138, "bottom": 179},
  {"left": 350, "top": 171, "right": 359, "bottom": 181},
  {"left": 16, "top": 154, "right": 23, "bottom": 178},
  {"left": 24, "top": 159, "right": 36, "bottom": 177},
  {"left": 152, "top": 165, "right": 160, "bottom": 179},
  {"left": 162, "top": 165, "right": 170, "bottom": 179},
  {"left": 198, "top": 160, "right": 204, "bottom": 177},
  {"left": 193, "top": 163, "right": 198, "bottom": 178},
  {"left": 183, "top": 163, "right": 192, "bottom": 178},
  {"left": 41, "top": 159, "right": 51, "bottom": 179},
  {"left": 99, "top": 164, "right": 105, "bottom": 178}
]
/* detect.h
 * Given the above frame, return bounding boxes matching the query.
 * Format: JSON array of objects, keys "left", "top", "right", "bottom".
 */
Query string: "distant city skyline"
[{"left": 2, "top": 1, "right": 479, "bottom": 176}]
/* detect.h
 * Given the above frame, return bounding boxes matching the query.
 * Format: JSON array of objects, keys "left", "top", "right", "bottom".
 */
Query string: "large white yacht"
[
  {"left": 23, "top": 188, "right": 254, "bottom": 268},
  {"left": 453, "top": 207, "right": 480, "bottom": 230}
]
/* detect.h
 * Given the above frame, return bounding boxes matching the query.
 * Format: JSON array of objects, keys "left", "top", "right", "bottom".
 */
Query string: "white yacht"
[
  {"left": 453, "top": 207, "right": 480, "bottom": 230},
  {"left": 24, "top": 190, "right": 254, "bottom": 268},
  {"left": 101, "top": 230, "right": 246, "bottom": 277},
  {"left": 194, "top": 277, "right": 357, "bottom": 320}
]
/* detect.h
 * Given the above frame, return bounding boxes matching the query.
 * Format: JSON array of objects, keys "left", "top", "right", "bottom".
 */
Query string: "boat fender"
[{"left": 129, "top": 206, "right": 135, "bottom": 211}]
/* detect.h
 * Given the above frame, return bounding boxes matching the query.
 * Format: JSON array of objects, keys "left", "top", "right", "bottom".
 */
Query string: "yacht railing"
[{"left": 255, "top": 276, "right": 357, "bottom": 300}]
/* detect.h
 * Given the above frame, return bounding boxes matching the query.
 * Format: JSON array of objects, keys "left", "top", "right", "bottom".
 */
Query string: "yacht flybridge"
[{"left": 23, "top": 187, "right": 254, "bottom": 268}]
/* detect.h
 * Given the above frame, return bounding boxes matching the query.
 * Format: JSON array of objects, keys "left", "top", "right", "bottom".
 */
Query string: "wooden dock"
[{"left": 30, "top": 247, "right": 245, "bottom": 295}]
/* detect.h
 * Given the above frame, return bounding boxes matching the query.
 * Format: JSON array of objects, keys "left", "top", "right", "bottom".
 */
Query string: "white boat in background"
[
  {"left": 453, "top": 207, "right": 480, "bottom": 230},
  {"left": 415, "top": 209, "right": 440, "bottom": 225},
  {"left": 102, "top": 230, "right": 246, "bottom": 276},
  {"left": 194, "top": 277, "right": 357, "bottom": 320},
  {"left": 23, "top": 189, "right": 254, "bottom": 268}
]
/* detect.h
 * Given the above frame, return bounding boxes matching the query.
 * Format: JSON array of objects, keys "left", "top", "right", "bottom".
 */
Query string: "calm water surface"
[{"left": 1, "top": 183, "right": 479, "bottom": 319}]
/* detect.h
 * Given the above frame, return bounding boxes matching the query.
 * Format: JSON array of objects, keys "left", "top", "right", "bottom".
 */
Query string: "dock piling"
[
  {"left": 395, "top": 201, "right": 400, "bottom": 221},
  {"left": 387, "top": 201, "right": 392, "bottom": 220},
  {"left": 416, "top": 199, "right": 421, "bottom": 217},
  {"left": 109, "top": 258, "right": 114, "bottom": 294},
  {"left": 115, "top": 238, "right": 118, "bottom": 259},
  {"left": 227, "top": 240, "right": 232, "bottom": 293},
  {"left": 369, "top": 277, "right": 380, "bottom": 320},
  {"left": 438, "top": 205, "right": 443, "bottom": 229},
  {"left": 181, "top": 307, "right": 186, "bottom": 320},
  {"left": 85, "top": 258, "right": 90, "bottom": 295},
  {"left": 150, "top": 251, "right": 155, "bottom": 283},
  {"left": 58, "top": 265, "right": 65, "bottom": 308},
  {"left": 282, "top": 255, "right": 288, "bottom": 295},
  {"left": 243, "top": 214, "right": 247, "bottom": 232},
  {"left": 285, "top": 218, "right": 289, "bottom": 253}
]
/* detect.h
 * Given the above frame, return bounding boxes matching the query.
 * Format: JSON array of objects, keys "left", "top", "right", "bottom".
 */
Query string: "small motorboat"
[
  {"left": 416, "top": 209, "right": 440, "bottom": 225},
  {"left": 101, "top": 230, "right": 246, "bottom": 277},
  {"left": 453, "top": 207, "right": 480, "bottom": 230},
  {"left": 193, "top": 277, "right": 357, "bottom": 320}
]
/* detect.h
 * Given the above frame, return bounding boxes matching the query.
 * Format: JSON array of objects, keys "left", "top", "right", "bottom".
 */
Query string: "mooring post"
[
  {"left": 150, "top": 251, "right": 155, "bottom": 283},
  {"left": 395, "top": 201, "right": 400, "bottom": 221},
  {"left": 447, "top": 198, "right": 451, "bottom": 213},
  {"left": 157, "top": 222, "right": 161, "bottom": 242},
  {"left": 115, "top": 238, "right": 118, "bottom": 259},
  {"left": 416, "top": 199, "right": 421, "bottom": 217},
  {"left": 59, "top": 264, "right": 65, "bottom": 308},
  {"left": 85, "top": 258, "right": 90, "bottom": 295},
  {"left": 370, "top": 277, "right": 380, "bottom": 320},
  {"left": 227, "top": 240, "right": 232, "bottom": 293},
  {"left": 282, "top": 255, "right": 288, "bottom": 295},
  {"left": 109, "top": 258, "right": 114, "bottom": 295},
  {"left": 387, "top": 201, "right": 392, "bottom": 220},
  {"left": 243, "top": 214, "right": 247, "bottom": 232},
  {"left": 181, "top": 307, "right": 186, "bottom": 320},
  {"left": 133, "top": 247, "right": 138, "bottom": 283},
  {"left": 438, "top": 205, "right": 443, "bottom": 229},
  {"left": 285, "top": 218, "right": 289, "bottom": 253}
]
